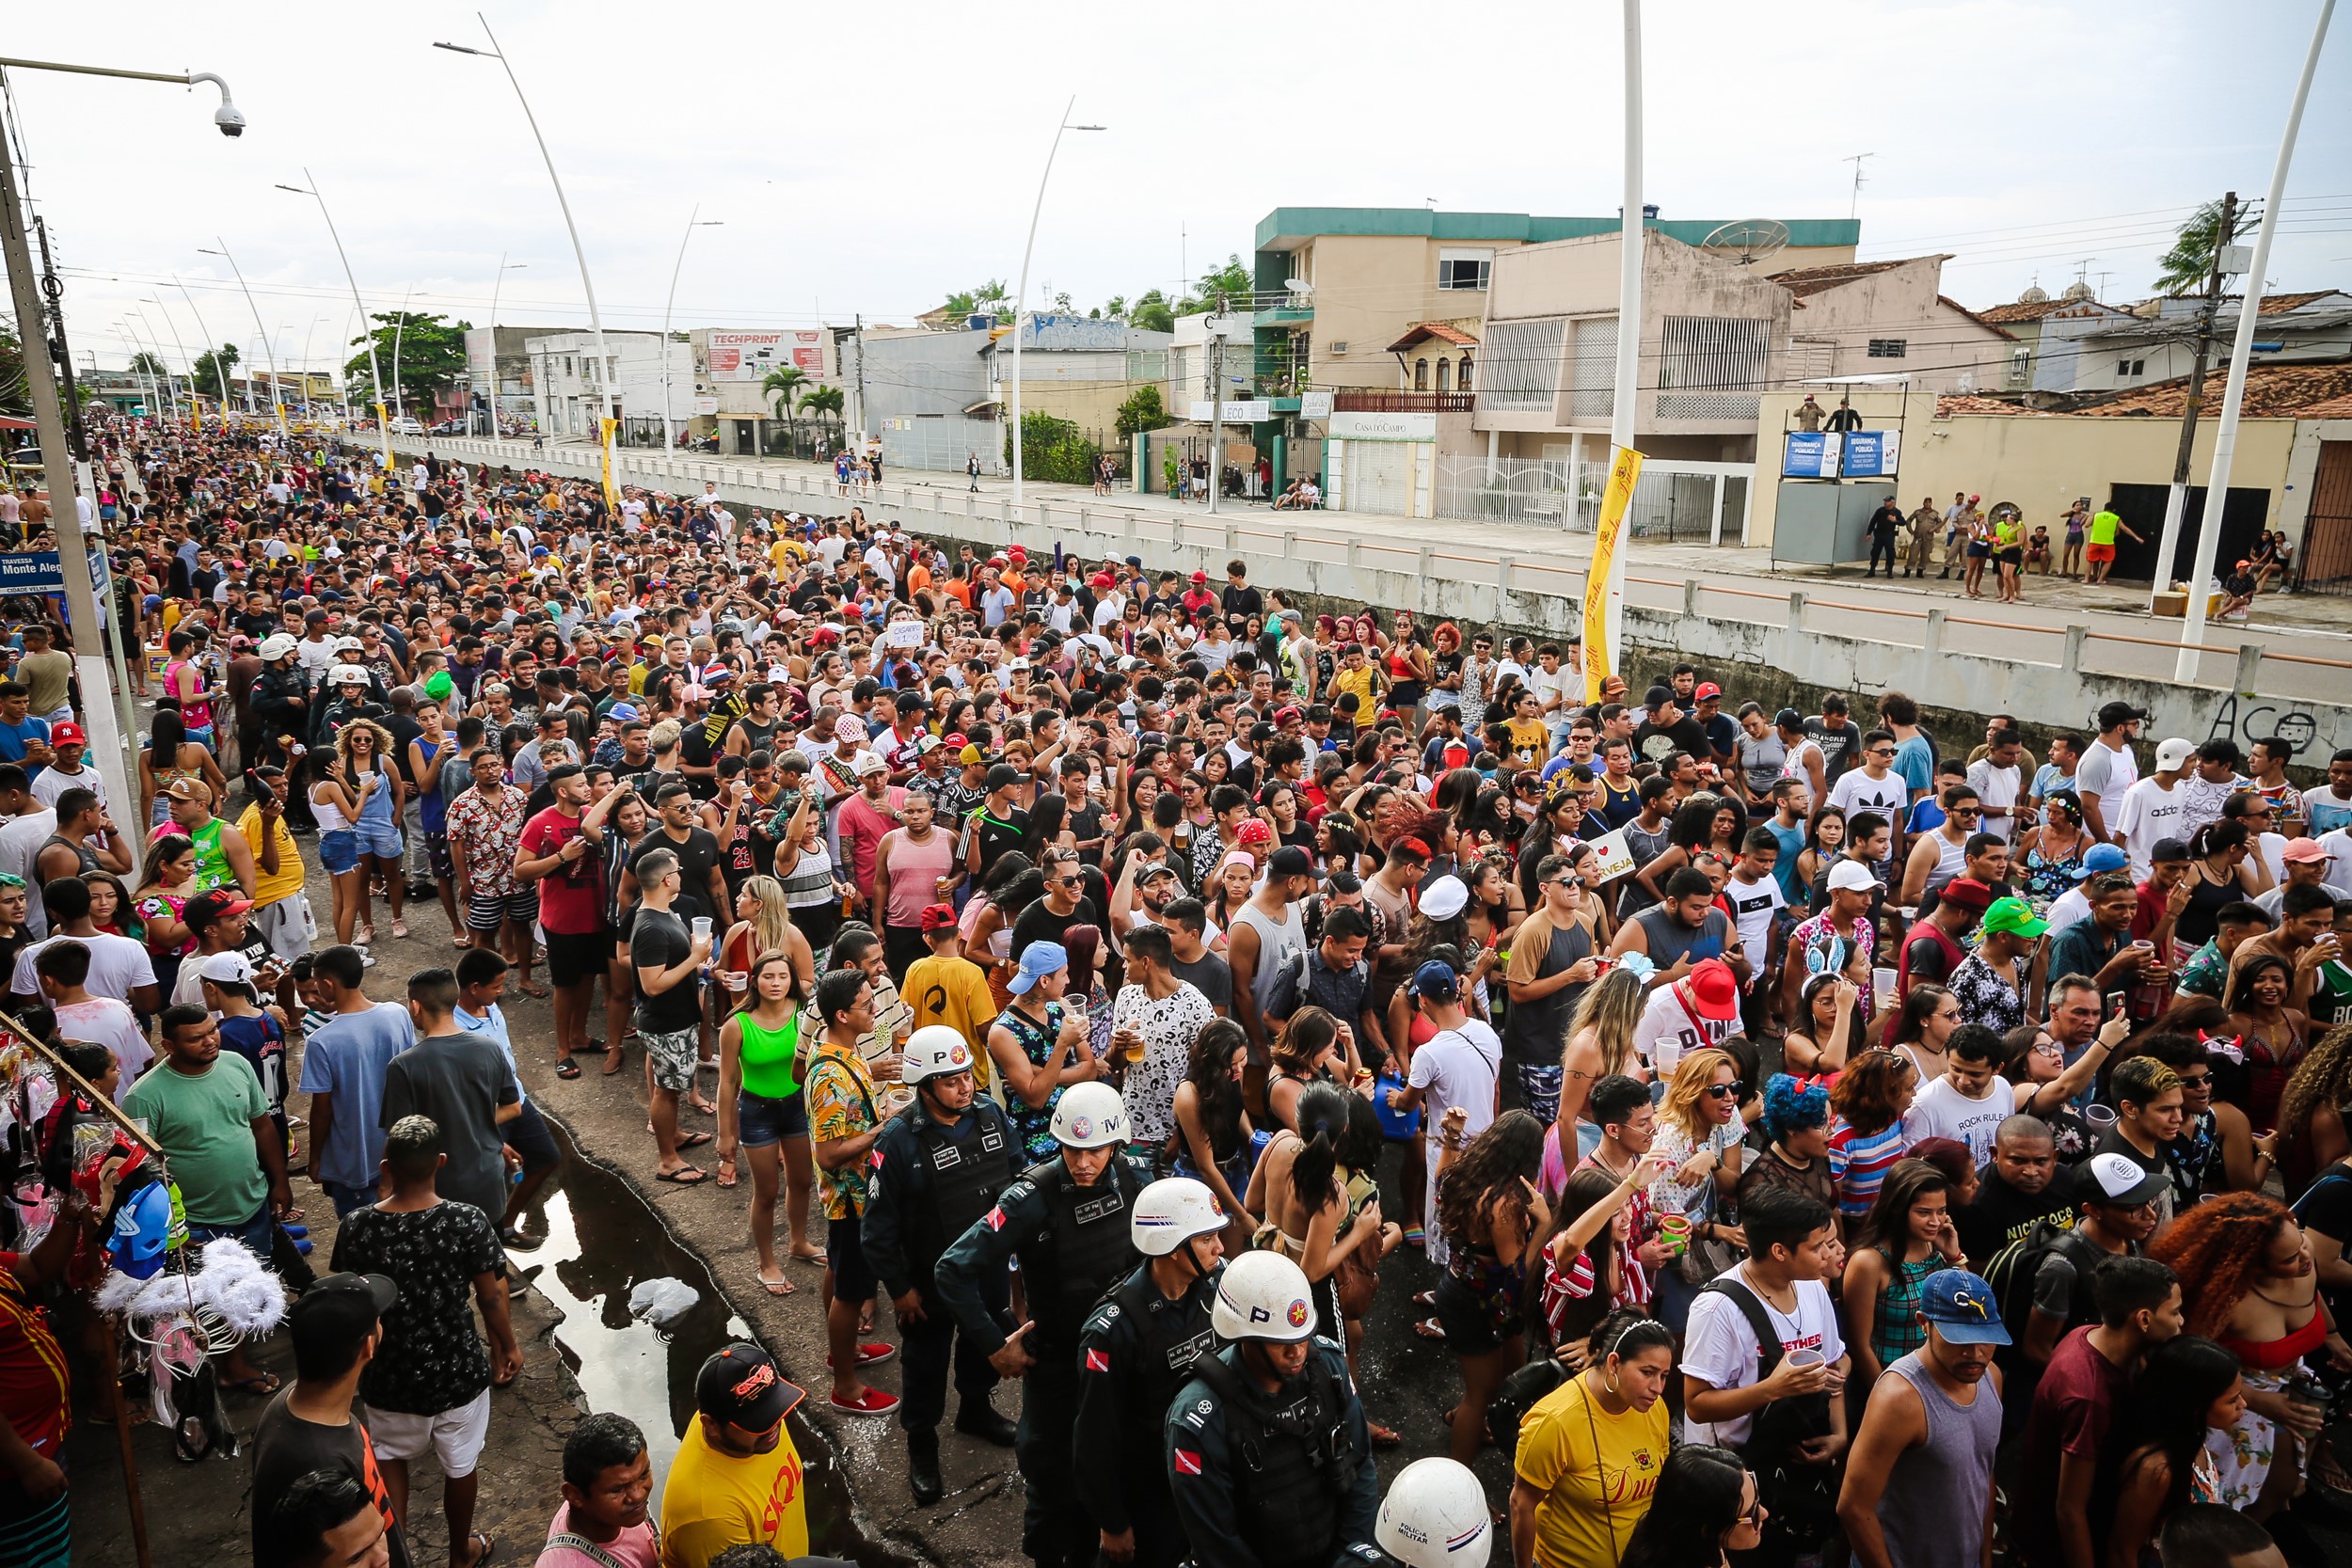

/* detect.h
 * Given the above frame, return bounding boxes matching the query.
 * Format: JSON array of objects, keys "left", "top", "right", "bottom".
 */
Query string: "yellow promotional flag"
[
  {"left": 599, "top": 417, "right": 622, "bottom": 513},
  {"left": 1581, "top": 446, "right": 1644, "bottom": 702}
]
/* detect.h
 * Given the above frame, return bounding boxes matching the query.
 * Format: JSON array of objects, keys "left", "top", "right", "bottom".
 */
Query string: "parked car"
[
  {"left": 428, "top": 419, "right": 466, "bottom": 436},
  {"left": 388, "top": 416, "right": 425, "bottom": 436}
]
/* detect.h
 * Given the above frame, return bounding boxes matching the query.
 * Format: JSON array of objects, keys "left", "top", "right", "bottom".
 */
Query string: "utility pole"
[
  {"left": 30, "top": 218, "right": 87, "bottom": 460},
  {"left": 1205, "top": 300, "right": 1230, "bottom": 515},
  {"left": 2147, "top": 191, "right": 2238, "bottom": 604},
  {"left": 853, "top": 312, "right": 869, "bottom": 448}
]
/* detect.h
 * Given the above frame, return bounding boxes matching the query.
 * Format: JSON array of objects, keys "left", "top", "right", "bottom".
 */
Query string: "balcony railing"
[{"left": 1332, "top": 390, "right": 1475, "bottom": 413}]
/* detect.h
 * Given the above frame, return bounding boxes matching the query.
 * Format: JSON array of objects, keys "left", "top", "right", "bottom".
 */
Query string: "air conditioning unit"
[{"left": 1330, "top": 341, "right": 1349, "bottom": 356}]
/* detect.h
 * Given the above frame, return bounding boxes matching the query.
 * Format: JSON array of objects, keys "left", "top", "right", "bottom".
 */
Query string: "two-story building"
[{"left": 523, "top": 330, "right": 692, "bottom": 446}]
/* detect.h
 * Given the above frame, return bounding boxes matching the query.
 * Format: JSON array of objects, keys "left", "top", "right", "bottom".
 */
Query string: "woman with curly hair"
[
  {"left": 2149, "top": 1192, "right": 2352, "bottom": 1511},
  {"left": 1171, "top": 1018, "right": 1255, "bottom": 1244},
  {"left": 2274, "top": 1022, "right": 2352, "bottom": 1196},
  {"left": 1827, "top": 1049, "right": 1919, "bottom": 1219},
  {"left": 2095, "top": 1336, "right": 2245, "bottom": 1568},
  {"left": 1432, "top": 1107, "right": 1547, "bottom": 1467},
  {"left": 332, "top": 716, "right": 407, "bottom": 941},
  {"left": 2227, "top": 952, "right": 2310, "bottom": 1133}
]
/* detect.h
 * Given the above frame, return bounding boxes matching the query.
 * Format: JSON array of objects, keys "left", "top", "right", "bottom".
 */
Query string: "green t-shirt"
[
  {"left": 121, "top": 1053, "right": 270, "bottom": 1227},
  {"left": 2314, "top": 958, "right": 2352, "bottom": 1032},
  {"left": 2089, "top": 510, "right": 2122, "bottom": 546}
]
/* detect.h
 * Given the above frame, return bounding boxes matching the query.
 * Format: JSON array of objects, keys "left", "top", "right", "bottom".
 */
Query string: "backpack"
[
  {"left": 1698, "top": 1275, "right": 1837, "bottom": 1553},
  {"left": 1982, "top": 1218, "right": 2106, "bottom": 1351}
]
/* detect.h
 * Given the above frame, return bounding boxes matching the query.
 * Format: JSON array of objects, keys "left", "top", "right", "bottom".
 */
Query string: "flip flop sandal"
[
  {"left": 1411, "top": 1290, "right": 1437, "bottom": 1309},
  {"left": 518, "top": 982, "right": 550, "bottom": 999},
  {"left": 716, "top": 1159, "right": 739, "bottom": 1190},
  {"left": 656, "top": 1165, "right": 708, "bottom": 1185},
  {"left": 459, "top": 1533, "right": 498, "bottom": 1568},
  {"left": 555, "top": 1058, "right": 582, "bottom": 1080},
  {"left": 675, "top": 1131, "right": 714, "bottom": 1151},
  {"left": 601, "top": 1046, "right": 627, "bottom": 1075},
  {"left": 1412, "top": 1317, "right": 1448, "bottom": 1342},
  {"left": 754, "top": 1270, "right": 794, "bottom": 1296},
  {"left": 1367, "top": 1420, "right": 1403, "bottom": 1449}
]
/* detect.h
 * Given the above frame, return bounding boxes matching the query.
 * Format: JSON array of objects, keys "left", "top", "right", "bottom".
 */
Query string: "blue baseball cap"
[
  {"left": 1008, "top": 941, "right": 1069, "bottom": 996},
  {"left": 2075, "top": 843, "right": 2130, "bottom": 877},
  {"left": 1918, "top": 1270, "right": 2010, "bottom": 1345},
  {"left": 607, "top": 704, "right": 641, "bottom": 723},
  {"left": 1406, "top": 959, "right": 1461, "bottom": 1004}
]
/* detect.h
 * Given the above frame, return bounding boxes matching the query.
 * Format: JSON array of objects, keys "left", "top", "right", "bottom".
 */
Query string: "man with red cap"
[{"left": 1630, "top": 955, "right": 1741, "bottom": 1076}]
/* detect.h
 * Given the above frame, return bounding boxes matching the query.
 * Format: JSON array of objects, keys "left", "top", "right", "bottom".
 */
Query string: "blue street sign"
[{"left": 0, "top": 549, "right": 112, "bottom": 596}]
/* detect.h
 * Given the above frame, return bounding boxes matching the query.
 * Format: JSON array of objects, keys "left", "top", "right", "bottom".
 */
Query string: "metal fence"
[
  {"left": 1433, "top": 454, "right": 1753, "bottom": 544},
  {"left": 878, "top": 414, "right": 1005, "bottom": 475}
]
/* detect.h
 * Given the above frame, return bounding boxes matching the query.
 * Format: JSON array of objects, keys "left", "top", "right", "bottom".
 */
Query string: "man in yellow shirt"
[
  {"left": 659, "top": 1344, "right": 810, "bottom": 1568},
  {"left": 900, "top": 903, "right": 996, "bottom": 1090},
  {"left": 235, "top": 764, "right": 314, "bottom": 964}
]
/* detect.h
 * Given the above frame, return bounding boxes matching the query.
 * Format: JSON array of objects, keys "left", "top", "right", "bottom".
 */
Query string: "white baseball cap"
[
  {"left": 1828, "top": 860, "right": 1882, "bottom": 894},
  {"left": 2154, "top": 737, "right": 2198, "bottom": 772}
]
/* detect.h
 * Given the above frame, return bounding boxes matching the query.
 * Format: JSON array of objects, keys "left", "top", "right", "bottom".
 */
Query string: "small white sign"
[
  {"left": 1188, "top": 400, "right": 1272, "bottom": 424},
  {"left": 1298, "top": 391, "right": 1334, "bottom": 420},
  {"left": 1327, "top": 410, "right": 1437, "bottom": 442},
  {"left": 1581, "top": 828, "right": 1637, "bottom": 884},
  {"left": 884, "top": 619, "right": 925, "bottom": 649}
]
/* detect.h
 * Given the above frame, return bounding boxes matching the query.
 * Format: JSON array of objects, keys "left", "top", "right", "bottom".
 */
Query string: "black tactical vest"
[
  {"left": 1107, "top": 1270, "right": 1218, "bottom": 1447},
  {"left": 1023, "top": 1157, "right": 1142, "bottom": 1345},
  {"left": 1189, "top": 1348, "right": 1356, "bottom": 1568},
  {"left": 903, "top": 1101, "right": 1020, "bottom": 1274}
]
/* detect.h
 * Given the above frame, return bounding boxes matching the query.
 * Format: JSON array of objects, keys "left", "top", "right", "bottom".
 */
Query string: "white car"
[{"left": 388, "top": 417, "right": 425, "bottom": 436}]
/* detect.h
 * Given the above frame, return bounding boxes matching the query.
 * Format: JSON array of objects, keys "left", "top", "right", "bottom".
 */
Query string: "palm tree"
[
  {"left": 2153, "top": 198, "right": 2254, "bottom": 297},
  {"left": 799, "top": 385, "right": 845, "bottom": 446},
  {"left": 761, "top": 366, "right": 808, "bottom": 455}
]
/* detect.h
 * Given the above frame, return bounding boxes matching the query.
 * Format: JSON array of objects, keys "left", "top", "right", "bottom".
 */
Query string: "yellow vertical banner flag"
[
  {"left": 599, "top": 417, "right": 622, "bottom": 513},
  {"left": 1581, "top": 446, "right": 1644, "bottom": 702}
]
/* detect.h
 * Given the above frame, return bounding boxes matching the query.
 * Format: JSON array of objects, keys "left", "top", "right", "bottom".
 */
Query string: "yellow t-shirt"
[
  {"left": 236, "top": 804, "right": 307, "bottom": 908},
  {"left": 658, "top": 1419, "right": 809, "bottom": 1568},
  {"left": 1515, "top": 1373, "right": 1671, "bottom": 1568},
  {"left": 902, "top": 952, "right": 998, "bottom": 1089},
  {"left": 1329, "top": 664, "right": 1377, "bottom": 716},
  {"left": 1506, "top": 720, "right": 1551, "bottom": 768}
]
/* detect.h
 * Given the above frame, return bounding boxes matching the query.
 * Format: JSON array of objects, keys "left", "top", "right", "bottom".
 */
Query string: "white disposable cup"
[
  {"left": 1789, "top": 1348, "right": 1824, "bottom": 1369},
  {"left": 2085, "top": 1103, "right": 2119, "bottom": 1132},
  {"left": 1871, "top": 968, "right": 1898, "bottom": 1006},
  {"left": 691, "top": 916, "right": 713, "bottom": 942}
]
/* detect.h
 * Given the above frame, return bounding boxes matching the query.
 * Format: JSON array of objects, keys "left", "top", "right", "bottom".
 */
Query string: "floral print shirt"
[
  {"left": 804, "top": 1041, "right": 879, "bottom": 1219},
  {"left": 444, "top": 784, "right": 530, "bottom": 897}
]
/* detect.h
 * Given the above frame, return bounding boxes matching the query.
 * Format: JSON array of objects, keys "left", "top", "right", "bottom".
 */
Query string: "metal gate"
[{"left": 2301, "top": 441, "right": 2352, "bottom": 594}]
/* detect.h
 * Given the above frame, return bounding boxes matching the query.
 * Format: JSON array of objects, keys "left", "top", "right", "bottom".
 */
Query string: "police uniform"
[
  {"left": 861, "top": 1093, "right": 1021, "bottom": 1436},
  {"left": 1074, "top": 1265, "right": 1220, "bottom": 1568},
  {"left": 1164, "top": 1339, "right": 1382, "bottom": 1568},
  {"left": 934, "top": 1149, "right": 1152, "bottom": 1568}
]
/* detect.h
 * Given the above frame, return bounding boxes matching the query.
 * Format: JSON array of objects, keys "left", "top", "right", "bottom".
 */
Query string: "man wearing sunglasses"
[{"left": 1897, "top": 785, "right": 1985, "bottom": 916}]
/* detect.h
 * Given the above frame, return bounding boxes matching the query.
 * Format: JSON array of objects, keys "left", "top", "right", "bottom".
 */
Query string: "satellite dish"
[
  {"left": 1283, "top": 278, "right": 1314, "bottom": 295},
  {"left": 1699, "top": 219, "right": 1791, "bottom": 268}
]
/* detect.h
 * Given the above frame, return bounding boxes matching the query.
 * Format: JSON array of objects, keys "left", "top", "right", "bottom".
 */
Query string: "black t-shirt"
[
  {"left": 1011, "top": 894, "right": 1105, "bottom": 968},
  {"left": 2297, "top": 1166, "right": 2352, "bottom": 1327},
  {"left": 251, "top": 1392, "right": 413, "bottom": 1568},
  {"left": 970, "top": 806, "right": 1029, "bottom": 886},
  {"left": 1632, "top": 715, "right": 1711, "bottom": 768},
  {"left": 1807, "top": 718, "right": 1861, "bottom": 783},
  {"left": 1953, "top": 1165, "right": 2074, "bottom": 1267},
  {"left": 329, "top": 1197, "right": 505, "bottom": 1416},
  {"left": 633, "top": 826, "right": 724, "bottom": 925},
  {"left": 629, "top": 908, "right": 706, "bottom": 1033},
  {"left": 1220, "top": 583, "right": 1263, "bottom": 625},
  {"left": 1170, "top": 950, "right": 1232, "bottom": 1011}
]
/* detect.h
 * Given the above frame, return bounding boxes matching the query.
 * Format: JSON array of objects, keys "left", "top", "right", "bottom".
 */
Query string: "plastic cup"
[
  {"left": 691, "top": 916, "right": 713, "bottom": 942},
  {"left": 1659, "top": 1214, "right": 1692, "bottom": 1258},
  {"left": 2085, "top": 1103, "right": 2119, "bottom": 1132},
  {"left": 1788, "top": 1347, "right": 1824, "bottom": 1370},
  {"left": 1872, "top": 968, "right": 1898, "bottom": 1008}
]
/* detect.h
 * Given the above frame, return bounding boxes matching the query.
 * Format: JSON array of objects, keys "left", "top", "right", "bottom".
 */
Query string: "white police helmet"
[
  {"left": 900, "top": 1025, "right": 976, "bottom": 1085},
  {"left": 1376, "top": 1458, "right": 1493, "bottom": 1568},
  {"left": 1049, "top": 1082, "right": 1127, "bottom": 1149},
  {"left": 1131, "top": 1177, "right": 1223, "bottom": 1256},
  {"left": 1210, "top": 1250, "right": 1315, "bottom": 1343}
]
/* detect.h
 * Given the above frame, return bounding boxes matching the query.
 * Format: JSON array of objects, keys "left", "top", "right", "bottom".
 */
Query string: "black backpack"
[
  {"left": 1699, "top": 1276, "right": 1837, "bottom": 1554},
  {"left": 1982, "top": 1219, "right": 2105, "bottom": 1353}
]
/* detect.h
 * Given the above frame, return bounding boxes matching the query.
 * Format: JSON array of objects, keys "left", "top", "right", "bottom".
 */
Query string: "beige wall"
[
  {"left": 1745, "top": 388, "right": 2299, "bottom": 546},
  {"left": 1298, "top": 234, "right": 1493, "bottom": 389},
  {"left": 1779, "top": 259, "right": 2011, "bottom": 391}
]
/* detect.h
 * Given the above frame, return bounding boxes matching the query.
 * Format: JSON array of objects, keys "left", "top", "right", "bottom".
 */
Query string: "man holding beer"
[{"left": 1104, "top": 926, "right": 1218, "bottom": 1154}]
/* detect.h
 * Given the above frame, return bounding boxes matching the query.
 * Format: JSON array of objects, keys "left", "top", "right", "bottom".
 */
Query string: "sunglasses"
[{"left": 1702, "top": 1083, "right": 1745, "bottom": 1101}]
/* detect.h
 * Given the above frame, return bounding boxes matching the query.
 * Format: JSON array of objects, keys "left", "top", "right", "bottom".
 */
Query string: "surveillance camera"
[{"left": 215, "top": 101, "right": 246, "bottom": 137}]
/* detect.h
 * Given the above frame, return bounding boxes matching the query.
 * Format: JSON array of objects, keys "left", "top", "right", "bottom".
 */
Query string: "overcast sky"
[{"left": 9, "top": 0, "right": 2348, "bottom": 380}]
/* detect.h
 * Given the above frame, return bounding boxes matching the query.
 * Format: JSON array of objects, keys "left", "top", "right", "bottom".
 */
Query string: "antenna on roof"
[
  {"left": 1842, "top": 152, "right": 1874, "bottom": 219},
  {"left": 1699, "top": 220, "right": 1790, "bottom": 268}
]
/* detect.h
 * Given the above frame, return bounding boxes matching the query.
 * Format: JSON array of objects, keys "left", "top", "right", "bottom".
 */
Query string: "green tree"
[
  {"left": 1101, "top": 294, "right": 1129, "bottom": 322},
  {"left": 128, "top": 350, "right": 168, "bottom": 378},
  {"left": 0, "top": 323, "right": 26, "bottom": 419},
  {"left": 798, "top": 383, "right": 845, "bottom": 436},
  {"left": 1003, "top": 409, "right": 1097, "bottom": 485},
  {"left": 1130, "top": 289, "right": 1174, "bottom": 333},
  {"left": 342, "top": 312, "right": 470, "bottom": 415},
  {"left": 941, "top": 278, "right": 1011, "bottom": 320},
  {"left": 1179, "top": 254, "right": 1254, "bottom": 315},
  {"left": 761, "top": 365, "right": 808, "bottom": 452},
  {"left": 2153, "top": 198, "right": 2255, "bottom": 297},
  {"left": 193, "top": 341, "right": 242, "bottom": 402},
  {"left": 1115, "top": 385, "right": 1173, "bottom": 443}
]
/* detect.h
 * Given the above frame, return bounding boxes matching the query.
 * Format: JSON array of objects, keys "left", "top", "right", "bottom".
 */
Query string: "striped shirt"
[{"left": 1828, "top": 1117, "right": 1915, "bottom": 1217}]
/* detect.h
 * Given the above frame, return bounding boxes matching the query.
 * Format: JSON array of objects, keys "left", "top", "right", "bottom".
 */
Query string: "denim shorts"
[
  {"left": 737, "top": 1088, "right": 808, "bottom": 1148},
  {"left": 319, "top": 829, "right": 362, "bottom": 874},
  {"left": 188, "top": 1201, "right": 276, "bottom": 1264},
  {"left": 352, "top": 821, "right": 403, "bottom": 859}
]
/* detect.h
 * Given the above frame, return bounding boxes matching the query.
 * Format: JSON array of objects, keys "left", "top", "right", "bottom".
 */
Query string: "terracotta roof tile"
[
  {"left": 1768, "top": 259, "right": 1911, "bottom": 298},
  {"left": 2259, "top": 291, "right": 2337, "bottom": 314},
  {"left": 1939, "top": 296, "right": 2018, "bottom": 341},
  {"left": 2296, "top": 393, "right": 2352, "bottom": 419},
  {"left": 1934, "top": 394, "right": 2042, "bottom": 417},
  {"left": 1385, "top": 321, "right": 1479, "bottom": 352},
  {"left": 2074, "top": 362, "right": 2352, "bottom": 419}
]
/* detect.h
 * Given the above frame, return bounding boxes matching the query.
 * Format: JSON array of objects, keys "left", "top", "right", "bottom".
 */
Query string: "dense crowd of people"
[{"left": 4, "top": 416, "right": 2352, "bottom": 1568}]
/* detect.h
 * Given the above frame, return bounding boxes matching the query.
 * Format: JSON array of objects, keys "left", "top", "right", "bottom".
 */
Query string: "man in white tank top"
[{"left": 1227, "top": 846, "right": 1313, "bottom": 1072}]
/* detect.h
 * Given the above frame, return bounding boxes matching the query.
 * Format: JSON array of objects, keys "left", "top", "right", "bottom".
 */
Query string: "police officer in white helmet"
[
  {"left": 861, "top": 1025, "right": 1024, "bottom": 1505},
  {"left": 934, "top": 1079, "right": 1151, "bottom": 1568},
  {"left": 1378, "top": 1458, "right": 1493, "bottom": 1568},
  {"left": 1076, "top": 1178, "right": 1228, "bottom": 1568},
  {"left": 1165, "top": 1250, "right": 1382, "bottom": 1568}
]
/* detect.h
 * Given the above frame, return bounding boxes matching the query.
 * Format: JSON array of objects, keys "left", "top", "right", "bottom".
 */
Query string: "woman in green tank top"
[{"left": 718, "top": 948, "right": 816, "bottom": 1294}]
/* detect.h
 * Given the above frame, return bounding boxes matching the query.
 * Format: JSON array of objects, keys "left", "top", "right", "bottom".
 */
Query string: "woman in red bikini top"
[{"left": 2150, "top": 1191, "right": 2352, "bottom": 1509}]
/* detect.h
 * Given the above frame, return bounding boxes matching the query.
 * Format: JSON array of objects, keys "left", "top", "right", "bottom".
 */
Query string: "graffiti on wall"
[{"left": 2202, "top": 696, "right": 2320, "bottom": 756}]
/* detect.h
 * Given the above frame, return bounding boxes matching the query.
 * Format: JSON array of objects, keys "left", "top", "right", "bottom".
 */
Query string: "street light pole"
[
  {"left": 1010, "top": 97, "right": 1104, "bottom": 517},
  {"left": 276, "top": 170, "right": 392, "bottom": 471},
  {"left": 389, "top": 282, "right": 416, "bottom": 425},
  {"left": 2174, "top": 0, "right": 2333, "bottom": 682},
  {"left": 0, "top": 54, "right": 238, "bottom": 856},
  {"left": 199, "top": 241, "right": 286, "bottom": 435},
  {"left": 297, "top": 314, "right": 326, "bottom": 420},
  {"left": 481, "top": 258, "right": 524, "bottom": 436},
  {"left": 661, "top": 210, "right": 722, "bottom": 452},
  {"left": 135, "top": 301, "right": 195, "bottom": 425},
  {"left": 438, "top": 18, "right": 622, "bottom": 468},
  {"left": 171, "top": 273, "right": 234, "bottom": 415}
]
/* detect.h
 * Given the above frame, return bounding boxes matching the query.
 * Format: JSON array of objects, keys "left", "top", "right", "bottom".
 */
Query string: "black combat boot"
[
  {"left": 908, "top": 1426, "right": 944, "bottom": 1506},
  {"left": 954, "top": 1398, "right": 1018, "bottom": 1448}
]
